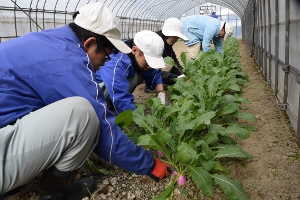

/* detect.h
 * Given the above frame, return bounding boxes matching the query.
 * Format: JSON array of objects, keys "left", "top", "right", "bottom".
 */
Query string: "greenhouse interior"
[{"left": 0, "top": 0, "right": 300, "bottom": 200}]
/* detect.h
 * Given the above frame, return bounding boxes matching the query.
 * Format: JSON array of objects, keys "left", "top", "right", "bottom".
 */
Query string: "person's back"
[
  {"left": 181, "top": 15, "right": 221, "bottom": 52},
  {"left": 181, "top": 14, "right": 234, "bottom": 58},
  {"left": 0, "top": 26, "right": 88, "bottom": 127}
]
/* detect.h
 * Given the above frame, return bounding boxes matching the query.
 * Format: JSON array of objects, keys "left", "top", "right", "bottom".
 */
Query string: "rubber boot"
[{"left": 39, "top": 166, "right": 95, "bottom": 200}]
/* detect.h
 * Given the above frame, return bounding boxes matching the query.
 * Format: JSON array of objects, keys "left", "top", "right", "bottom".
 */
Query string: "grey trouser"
[{"left": 0, "top": 97, "right": 99, "bottom": 194}]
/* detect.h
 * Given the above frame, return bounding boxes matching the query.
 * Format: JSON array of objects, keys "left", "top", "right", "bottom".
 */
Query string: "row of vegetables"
[{"left": 116, "top": 38, "right": 257, "bottom": 200}]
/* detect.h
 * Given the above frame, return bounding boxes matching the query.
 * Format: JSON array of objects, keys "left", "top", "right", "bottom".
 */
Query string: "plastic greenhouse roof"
[{"left": 2, "top": 0, "right": 248, "bottom": 20}]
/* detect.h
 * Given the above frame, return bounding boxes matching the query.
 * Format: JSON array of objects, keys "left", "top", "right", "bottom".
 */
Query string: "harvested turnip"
[
  {"left": 177, "top": 175, "right": 187, "bottom": 186},
  {"left": 156, "top": 150, "right": 164, "bottom": 158}
]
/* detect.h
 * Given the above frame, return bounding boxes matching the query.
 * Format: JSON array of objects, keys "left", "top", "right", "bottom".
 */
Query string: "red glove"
[{"left": 149, "top": 158, "right": 169, "bottom": 181}]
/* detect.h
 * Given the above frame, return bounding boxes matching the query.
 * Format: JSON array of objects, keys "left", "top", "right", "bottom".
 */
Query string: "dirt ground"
[{"left": 4, "top": 40, "right": 300, "bottom": 200}]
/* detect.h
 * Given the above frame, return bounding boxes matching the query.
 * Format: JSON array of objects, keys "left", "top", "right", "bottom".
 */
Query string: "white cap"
[
  {"left": 212, "top": 10, "right": 216, "bottom": 13},
  {"left": 162, "top": 18, "right": 189, "bottom": 41},
  {"left": 134, "top": 30, "right": 165, "bottom": 69},
  {"left": 74, "top": 2, "right": 131, "bottom": 53},
  {"left": 199, "top": 11, "right": 204, "bottom": 14},
  {"left": 224, "top": 23, "right": 234, "bottom": 41}
]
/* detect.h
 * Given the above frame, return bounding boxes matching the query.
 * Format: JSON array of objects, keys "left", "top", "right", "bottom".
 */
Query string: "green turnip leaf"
[
  {"left": 115, "top": 110, "right": 133, "bottom": 127},
  {"left": 234, "top": 113, "right": 257, "bottom": 122},
  {"left": 225, "top": 126, "right": 249, "bottom": 139},
  {"left": 163, "top": 56, "right": 176, "bottom": 66},
  {"left": 153, "top": 180, "right": 175, "bottom": 200},
  {"left": 201, "top": 143, "right": 215, "bottom": 160},
  {"left": 177, "top": 142, "right": 198, "bottom": 163},
  {"left": 212, "top": 174, "right": 248, "bottom": 200},
  {"left": 221, "top": 103, "right": 239, "bottom": 115},
  {"left": 215, "top": 145, "right": 252, "bottom": 158},
  {"left": 188, "top": 166, "right": 214, "bottom": 196}
]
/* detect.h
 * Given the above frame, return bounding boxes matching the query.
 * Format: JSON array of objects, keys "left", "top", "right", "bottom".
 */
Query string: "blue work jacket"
[
  {"left": 211, "top": 13, "right": 219, "bottom": 19},
  {"left": 181, "top": 15, "right": 223, "bottom": 53},
  {"left": 95, "top": 39, "right": 162, "bottom": 115},
  {"left": 0, "top": 25, "right": 154, "bottom": 175}
]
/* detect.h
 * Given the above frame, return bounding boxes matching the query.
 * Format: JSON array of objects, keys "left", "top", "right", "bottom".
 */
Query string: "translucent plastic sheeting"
[
  {"left": 1, "top": 0, "right": 248, "bottom": 21},
  {"left": 0, "top": 0, "right": 248, "bottom": 41}
]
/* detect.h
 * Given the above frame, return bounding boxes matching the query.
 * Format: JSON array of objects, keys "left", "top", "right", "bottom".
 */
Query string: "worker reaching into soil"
[
  {"left": 144, "top": 17, "right": 189, "bottom": 93},
  {"left": 181, "top": 14, "right": 234, "bottom": 58},
  {"left": 0, "top": 3, "right": 169, "bottom": 200},
  {"left": 95, "top": 30, "right": 167, "bottom": 115}
]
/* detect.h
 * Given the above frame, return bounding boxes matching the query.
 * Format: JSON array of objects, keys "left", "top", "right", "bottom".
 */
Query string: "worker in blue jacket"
[
  {"left": 0, "top": 3, "right": 169, "bottom": 200},
  {"left": 95, "top": 30, "right": 166, "bottom": 115},
  {"left": 181, "top": 14, "right": 234, "bottom": 59},
  {"left": 211, "top": 10, "right": 219, "bottom": 19}
]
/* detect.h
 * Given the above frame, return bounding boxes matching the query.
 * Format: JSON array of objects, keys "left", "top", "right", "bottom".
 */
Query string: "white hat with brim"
[
  {"left": 106, "top": 37, "right": 132, "bottom": 53},
  {"left": 162, "top": 30, "right": 189, "bottom": 41},
  {"left": 74, "top": 2, "right": 131, "bottom": 53},
  {"left": 144, "top": 54, "right": 166, "bottom": 69},
  {"left": 162, "top": 18, "right": 189, "bottom": 41},
  {"left": 134, "top": 30, "right": 165, "bottom": 69}
]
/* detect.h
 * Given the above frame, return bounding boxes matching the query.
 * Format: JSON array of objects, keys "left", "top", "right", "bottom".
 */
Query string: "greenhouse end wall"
[{"left": 242, "top": 0, "right": 300, "bottom": 137}]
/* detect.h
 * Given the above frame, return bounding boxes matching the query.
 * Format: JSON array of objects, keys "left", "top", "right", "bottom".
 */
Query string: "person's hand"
[
  {"left": 177, "top": 74, "right": 186, "bottom": 78},
  {"left": 157, "top": 91, "right": 166, "bottom": 105},
  {"left": 149, "top": 158, "right": 169, "bottom": 181}
]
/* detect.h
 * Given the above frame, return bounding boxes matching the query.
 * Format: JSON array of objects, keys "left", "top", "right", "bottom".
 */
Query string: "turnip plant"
[
  {"left": 117, "top": 38, "right": 256, "bottom": 200},
  {"left": 130, "top": 97, "right": 253, "bottom": 200}
]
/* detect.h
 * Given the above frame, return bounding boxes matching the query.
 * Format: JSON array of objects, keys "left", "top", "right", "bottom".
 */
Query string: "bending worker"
[
  {"left": 95, "top": 30, "right": 167, "bottom": 115},
  {"left": 181, "top": 14, "right": 234, "bottom": 59},
  {"left": 155, "top": 18, "right": 189, "bottom": 86},
  {"left": 144, "top": 17, "right": 189, "bottom": 92}
]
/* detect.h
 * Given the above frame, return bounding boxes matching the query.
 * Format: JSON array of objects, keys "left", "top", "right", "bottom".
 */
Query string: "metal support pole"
[
  {"left": 251, "top": 1, "right": 256, "bottom": 57},
  {"left": 281, "top": 65, "right": 289, "bottom": 111},
  {"left": 297, "top": 73, "right": 300, "bottom": 138},
  {"left": 255, "top": 1, "right": 259, "bottom": 62},
  {"left": 259, "top": 0, "right": 264, "bottom": 72},
  {"left": 263, "top": 0, "right": 267, "bottom": 80},
  {"left": 282, "top": 0, "right": 290, "bottom": 111},
  {"left": 267, "top": 0, "right": 272, "bottom": 85},
  {"left": 13, "top": 3, "right": 18, "bottom": 37},
  {"left": 274, "top": 0, "right": 279, "bottom": 97}
]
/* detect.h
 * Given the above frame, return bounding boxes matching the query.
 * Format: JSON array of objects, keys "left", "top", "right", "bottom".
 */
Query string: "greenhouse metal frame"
[{"left": 0, "top": 0, "right": 300, "bottom": 136}]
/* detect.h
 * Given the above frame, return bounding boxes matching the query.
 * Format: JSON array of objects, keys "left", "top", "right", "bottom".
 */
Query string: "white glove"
[
  {"left": 157, "top": 92, "right": 166, "bottom": 105},
  {"left": 177, "top": 74, "right": 186, "bottom": 78}
]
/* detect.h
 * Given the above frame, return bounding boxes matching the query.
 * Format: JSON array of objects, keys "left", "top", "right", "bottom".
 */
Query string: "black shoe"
[{"left": 39, "top": 166, "right": 95, "bottom": 200}]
